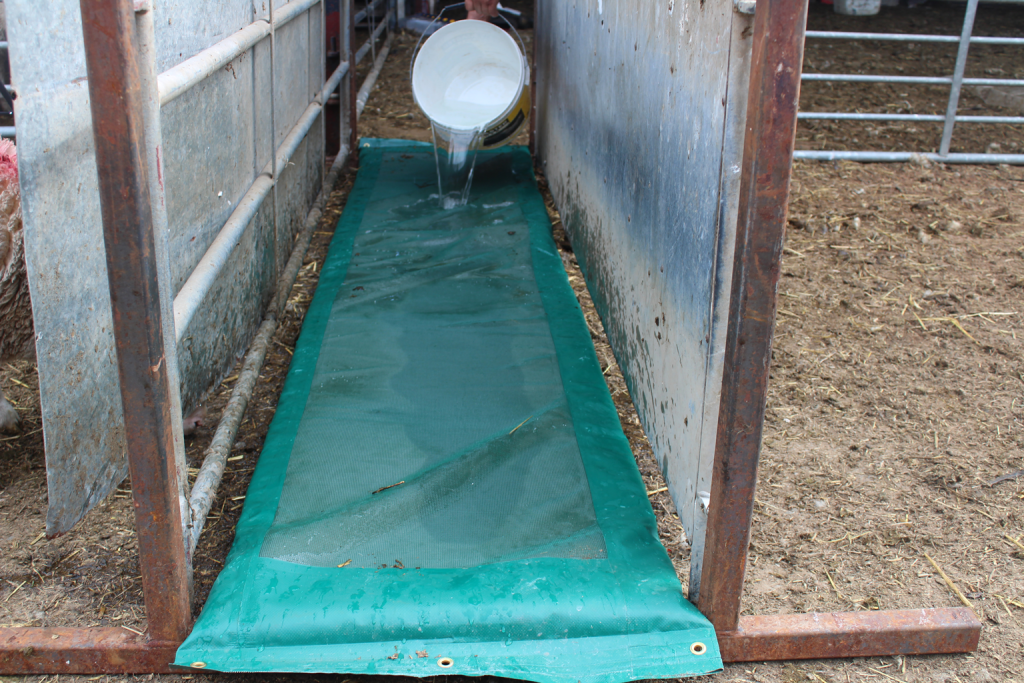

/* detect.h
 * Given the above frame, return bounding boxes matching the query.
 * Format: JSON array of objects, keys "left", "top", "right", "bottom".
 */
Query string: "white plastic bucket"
[{"left": 411, "top": 19, "right": 530, "bottom": 150}]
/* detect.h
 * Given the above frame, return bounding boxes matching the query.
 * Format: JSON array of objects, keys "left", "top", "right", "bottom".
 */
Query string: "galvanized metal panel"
[
  {"left": 8, "top": 77, "right": 129, "bottom": 531},
  {"left": 534, "top": 0, "right": 749, "bottom": 592},
  {"left": 7, "top": 0, "right": 327, "bottom": 534},
  {"left": 6, "top": 1, "right": 129, "bottom": 533},
  {"left": 162, "top": 51, "right": 259, "bottom": 293},
  {"left": 152, "top": 0, "right": 255, "bottom": 74}
]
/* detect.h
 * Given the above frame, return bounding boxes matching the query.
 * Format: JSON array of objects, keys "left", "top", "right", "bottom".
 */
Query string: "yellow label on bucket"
[{"left": 479, "top": 85, "right": 531, "bottom": 150}]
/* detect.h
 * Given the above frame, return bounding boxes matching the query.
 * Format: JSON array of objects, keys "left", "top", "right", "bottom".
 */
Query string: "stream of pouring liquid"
[{"left": 431, "top": 124, "right": 484, "bottom": 210}]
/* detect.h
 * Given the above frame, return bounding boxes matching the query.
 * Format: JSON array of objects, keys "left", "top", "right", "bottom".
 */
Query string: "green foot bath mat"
[{"left": 175, "top": 139, "right": 722, "bottom": 683}]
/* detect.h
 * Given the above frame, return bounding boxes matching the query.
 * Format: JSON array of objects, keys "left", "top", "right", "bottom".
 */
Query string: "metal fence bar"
[
  {"left": 798, "top": 112, "right": 1024, "bottom": 123},
  {"left": 939, "top": 0, "right": 980, "bottom": 156},
  {"left": 355, "top": 9, "right": 389, "bottom": 66},
  {"left": 157, "top": 0, "right": 318, "bottom": 107},
  {"left": 805, "top": 30, "right": 1024, "bottom": 46},
  {"left": 134, "top": 0, "right": 193, "bottom": 563},
  {"left": 268, "top": 0, "right": 280, "bottom": 298},
  {"left": 323, "top": 60, "right": 350, "bottom": 102},
  {"left": 802, "top": 74, "right": 1024, "bottom": 87},
  {"left": 0, "top": 127, "right": 14, "bottom": 138},
  {"left": 369, "top": 0, "right": 376, "bottom": 63},
  {"left": 804, "top": 73, "right": 952, "bottom": 85},
  {"left": 794, "top": 150, "right": 1024, "bottom": 163}
]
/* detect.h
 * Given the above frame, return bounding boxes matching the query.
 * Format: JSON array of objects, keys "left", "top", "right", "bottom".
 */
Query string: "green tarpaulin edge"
[{"left": 175, "top": 139, "right": 722, "bottom": 682}]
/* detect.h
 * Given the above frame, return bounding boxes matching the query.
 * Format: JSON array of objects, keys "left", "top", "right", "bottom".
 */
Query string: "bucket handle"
[{"left": 408, "top": 2, "right": 528, "bottom": 84}]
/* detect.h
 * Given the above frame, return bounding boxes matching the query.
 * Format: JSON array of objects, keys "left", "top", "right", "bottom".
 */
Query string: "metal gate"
[{"left": 795, "top": 0, "right": 1024, "bottom": 164}]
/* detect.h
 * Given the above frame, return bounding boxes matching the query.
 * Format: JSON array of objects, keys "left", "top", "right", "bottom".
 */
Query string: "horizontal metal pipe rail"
[
  {"left": 798, "top": 0, "right": 1024, "bottom": 165},
  {"left": 802, "top": 73, "right": 1024, "bottom": 87},
  {"left": 794, "top": 150, "right": 1024, "bottom": 164},
  {"left": 324, "top": 60, "right": 350, "bottom": 103},
  {"left": 0, "top": 127, "right": 14, "bottom": 138},
  {"left": 355, "top": 9, "right": 390, "bottom": 66},
  {"left": 805, "top": 30, "right": 1024, "bottom": 45},
  {"left": 799, "top": 112, "right": 1024, "bottom": 123},
  {"left": 157, "top": 0, "right": 318, "bottom": 106},
  {"left": 172, "top": 62, "right": 349, "bottom": 340}
]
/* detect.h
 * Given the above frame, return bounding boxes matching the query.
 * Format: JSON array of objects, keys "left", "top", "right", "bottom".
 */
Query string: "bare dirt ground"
[{"left": 1, "top": 1, "right": 1022, "bottom": 683}]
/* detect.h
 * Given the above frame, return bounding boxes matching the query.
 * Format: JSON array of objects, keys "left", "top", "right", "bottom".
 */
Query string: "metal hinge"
[{"left": 733, "top": 0, "right": 756, "bottom": 14}]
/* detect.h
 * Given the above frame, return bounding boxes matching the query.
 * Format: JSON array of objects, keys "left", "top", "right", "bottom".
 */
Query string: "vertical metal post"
[
  {"left": 320, "top": 0, "right": 327, "bottom": 169},
  {"left": 939, "top": 0, "right": 979, "bottom": 157},
  {"left": 368, "top": 0, "right": 376, "bottom": 64},
  {"left": 133, "top": 0, "right": 194, "bottom": 582},
  {"left": 348, "top": 0, "right": 358, "bottom": 155},
  {"left": 269, "top": 0, "right": 280, "bottom": 287},
  {"left": 529, "top": 0, "right": 537, "bottom": 157},
  {"left": 79, "top": 0, "right": 192, "bottom": 643},
  {"left": 696, "top": 0, "right": 807, "bottom": 633}
]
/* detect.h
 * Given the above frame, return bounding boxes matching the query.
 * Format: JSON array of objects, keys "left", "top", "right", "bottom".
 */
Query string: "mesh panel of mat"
[
  {"left": 175, "top": 140, "right": 722, "bottom": 683},
  {"left": 259, "top": 177, "right": 605, "bottom": 568}
]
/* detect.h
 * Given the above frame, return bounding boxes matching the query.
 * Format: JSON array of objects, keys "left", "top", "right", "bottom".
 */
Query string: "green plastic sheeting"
[{"left": 175, "top": 139, "right": 722, "bottom": 683}]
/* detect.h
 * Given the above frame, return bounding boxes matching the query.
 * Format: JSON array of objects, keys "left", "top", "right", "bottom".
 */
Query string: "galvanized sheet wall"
[
  {"left": 7, "top": 0, "right": 325, "bottom": 534},
  {"left": 534, "top": 0, "right": 752, "bottom": 598}
]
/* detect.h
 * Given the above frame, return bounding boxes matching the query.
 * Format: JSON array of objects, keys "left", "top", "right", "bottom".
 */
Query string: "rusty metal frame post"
[
  {"left": 697, "top": 0, "right": 981, "bottom": 661},
  {"left": 79, "top": 0, "right": 193, "bottom": 644}
]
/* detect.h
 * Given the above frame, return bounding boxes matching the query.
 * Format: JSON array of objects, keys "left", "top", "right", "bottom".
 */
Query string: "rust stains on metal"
[
  {"left": 79, "top": 0, "right": 191, "bottom": 644},
  {"left": 697, "top": 0, "right": 809, "bottom": 632},
  {"left": 0, "top": 628, "right": 179, "bottom": 673},
  {"left": 718, "top": 608, "right": 982, "bottom": 662}
]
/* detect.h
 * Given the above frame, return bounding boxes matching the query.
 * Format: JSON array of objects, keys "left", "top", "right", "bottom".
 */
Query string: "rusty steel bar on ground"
[
  {"left": 0, "top": 629, "right": 179, "bottom": 674},
  {"left": 79, "top": 0, "right": 192, "bottom": 645},
  {"left": 718, "top": 608, "right": 981, "bottom": 662}
]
